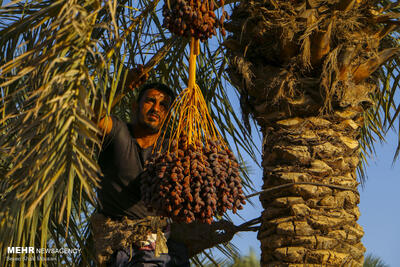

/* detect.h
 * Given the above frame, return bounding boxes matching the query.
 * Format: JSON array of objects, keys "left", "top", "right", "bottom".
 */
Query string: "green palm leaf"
[{"left": 0, "top": 0, "right": 258, "bottom": 266}]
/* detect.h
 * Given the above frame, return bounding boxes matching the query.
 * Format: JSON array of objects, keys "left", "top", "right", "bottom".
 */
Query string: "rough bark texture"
[
  {"left": 258, "top": 112, "right": 365, "bottom": 266},
  {"left": 91, "top": 214, "right": 169, "bottom": 264},
  {"left": 223, "top": 0, "right": 397, "bottom": 265}
]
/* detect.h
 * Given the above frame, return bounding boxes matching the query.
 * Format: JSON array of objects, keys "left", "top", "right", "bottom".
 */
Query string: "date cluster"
[
  {"left": 162, "top": 0, "right": 228, "bottom": 41},
  {"left": 141, "top": 135, "right": 245, "bottom": 224}
]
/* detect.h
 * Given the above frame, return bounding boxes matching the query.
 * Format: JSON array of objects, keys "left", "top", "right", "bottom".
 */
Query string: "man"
[{"left": 95, "top": 79, "right": 190, "bottom": 267}]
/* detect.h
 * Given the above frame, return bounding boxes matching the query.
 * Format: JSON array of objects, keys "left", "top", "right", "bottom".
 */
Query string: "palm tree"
[
  {"left": 364, "top": 253, "right": 390, "bottom": 267},
  {"left": 224, "top": 0, "right": 400, "bottom": 266},
  {"left": 0, "top": 0, "right": 255, "bottom": 266}
]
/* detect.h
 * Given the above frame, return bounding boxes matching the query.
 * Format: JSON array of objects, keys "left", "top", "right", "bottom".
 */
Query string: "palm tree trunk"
[
  {"left": 225, "top": 0, "right": 398, "bottom": 265},
  {"left": 258, "top": 110, "right": 365, "bottom": 266}
]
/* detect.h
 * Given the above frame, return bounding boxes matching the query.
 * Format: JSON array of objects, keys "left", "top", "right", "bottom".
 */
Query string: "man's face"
[{"left": 135, "top": 88, "right": 172, "bottom": 133}]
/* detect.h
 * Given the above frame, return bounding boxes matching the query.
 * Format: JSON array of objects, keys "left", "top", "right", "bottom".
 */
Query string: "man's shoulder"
[
  {"left": 109, "top": 115, "right": 131, "bottom": 133},
  {"left": 101, "top": 115, "right": 132, "bottom": 147}
]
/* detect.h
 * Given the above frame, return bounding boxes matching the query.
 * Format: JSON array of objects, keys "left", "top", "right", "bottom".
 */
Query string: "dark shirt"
[{"left": 98, "top": 115, "right": 155, "bottom": 219}]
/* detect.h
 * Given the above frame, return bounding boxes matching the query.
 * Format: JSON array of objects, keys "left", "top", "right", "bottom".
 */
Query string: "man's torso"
[{"left": 98, "top": 115, "right": 155, "bottom": 219}]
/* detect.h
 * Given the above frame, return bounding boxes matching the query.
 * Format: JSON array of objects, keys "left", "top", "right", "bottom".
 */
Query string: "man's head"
[{"left": 133, "top": 83, "right": 175, "bottom": 133}]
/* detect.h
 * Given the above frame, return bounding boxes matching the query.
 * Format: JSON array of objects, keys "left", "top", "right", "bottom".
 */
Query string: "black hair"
[{"left": 137, "top": 82, "right": 176, "bottom": 103}]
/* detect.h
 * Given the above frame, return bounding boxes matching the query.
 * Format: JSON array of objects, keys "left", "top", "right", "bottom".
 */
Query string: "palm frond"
[
  {"left": 363, "top": 253, "right": 390, "bottom": 267},
  {"left": 363, "top": 1, "right": 400, "bottom": 168}
]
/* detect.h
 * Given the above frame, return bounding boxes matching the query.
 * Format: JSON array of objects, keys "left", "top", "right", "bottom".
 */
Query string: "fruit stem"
[{"left": 188, "top": 37, "right": 199, "bottom": 89}]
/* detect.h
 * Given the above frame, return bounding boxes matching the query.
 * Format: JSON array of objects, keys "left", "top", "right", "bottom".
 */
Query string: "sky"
[
  {"left": 226, "top": 120, "right": 400, "bottom": 267},
  {"left": 358, "top": 129, "right": 400, "bottom": 267}
]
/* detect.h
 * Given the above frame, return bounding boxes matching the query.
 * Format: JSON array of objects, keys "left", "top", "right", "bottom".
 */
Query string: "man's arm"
[{"left": 98, "top": 116, "right": 113, "bottom": 135}]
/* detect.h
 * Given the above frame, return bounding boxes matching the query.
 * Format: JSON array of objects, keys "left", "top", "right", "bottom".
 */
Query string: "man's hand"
[
  {"left": 170, "top": 220, "right": 237, "bottom": 257},
  {"left": 125, "top": 64, "right": 149, "bottom": 91}
]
